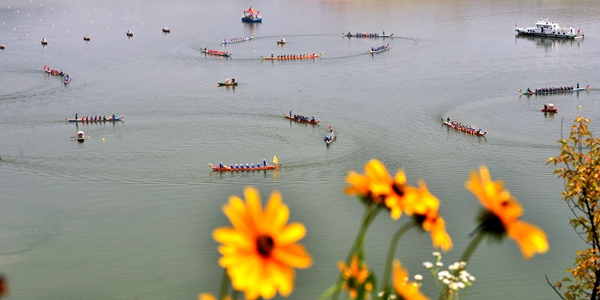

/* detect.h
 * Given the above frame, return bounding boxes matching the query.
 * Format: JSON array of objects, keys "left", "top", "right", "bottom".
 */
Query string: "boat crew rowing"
[
  {"left": 515, "top": 19, "right": 583, "bottom": 39},
  {"left": 65, "top": 114, "right": 125, "bottom": 122},
  {"left": 209, "top": 156, "right": 280, "bottom": 172},
  {"left": 370, "top": 44, "right": 391, "bottom": 54},
  {"left": 442, "top": 118, "right": 486, "bottom": 137},
  {"left": 217, "top": 78, "right": 237, "bottom": 86},
  {"left": 220, "top": 36, "right": 253, "bottom": 44},
  {"left": 344, "top": 31, "right": 393, "bottom": 38},
  {"left": 202, "top": 47, "right": 231, "bottom": 57},
  {"left": 325, "top": 126, "right": 336, "bottom": 145},
  {"left": 518, "top": 84, "right": 589, "bottom": 95},
  {"left": 284, "top": 113, "right": 319, "bottom": 124},
  {"left": 262, "top": 52, "right": 322, "bottom": 60}
]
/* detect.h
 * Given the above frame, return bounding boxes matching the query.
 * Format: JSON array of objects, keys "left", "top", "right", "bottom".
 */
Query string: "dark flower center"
[
  {"left": 392, "top": 183, "right": 405, "bottom": 197},
  {"left": 477, "top": 210, "right": 507, "bottom": 238},
  {"left": 256, "top": 234, "right": 275, "bottom": 258}
]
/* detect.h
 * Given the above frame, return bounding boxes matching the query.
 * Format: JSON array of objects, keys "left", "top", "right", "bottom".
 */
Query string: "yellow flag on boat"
[{"left": 273, "top": 155, "right": 279, "bottom": 164}]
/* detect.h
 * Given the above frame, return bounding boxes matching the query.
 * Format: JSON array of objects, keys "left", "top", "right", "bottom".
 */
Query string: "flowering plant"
[{"left": 200, "top": 160, "right": 549, "bottom": 300}]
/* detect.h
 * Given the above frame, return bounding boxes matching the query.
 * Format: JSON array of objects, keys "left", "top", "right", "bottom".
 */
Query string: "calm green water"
[{"left": 1, "top": 0, "right": 600, "bottom": 298}]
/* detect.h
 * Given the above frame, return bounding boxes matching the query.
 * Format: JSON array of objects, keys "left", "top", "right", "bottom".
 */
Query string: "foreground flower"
[
  {"left": 345, "top": 159, "right": 421, "bottom": 219},
  {"left": 198, "top": 293, "right": 232, "bottom": 300},
  {"left": 393, "top": 260, "right": 429, "bottom": 300},
  {"left": 465, "top": 166, "right": 549, "bottom": 258},
  {"left": 213, "top": 187, "right": 313, "bottom": 299},
  {"left": 412, "top": 182, "right": 453, "bottom": 251},
  {"left": 338, "top": 255, "right": 373, "bottom": 299}
]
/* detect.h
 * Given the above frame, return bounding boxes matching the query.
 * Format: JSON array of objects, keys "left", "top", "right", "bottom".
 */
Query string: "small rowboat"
[
  {"left": 125, "top": 30, "right": 133, "bottom": 37},
  {"left": 325, "top": 129, "right": 336, "bottom": 145},
  {"left": 277, "top": 38, "right": 286, "bottom": 45},
  {"left": 0, "top": 44, "right": 5, "bottom": 50},
  {"left": 217, "top": 81, "right": 238, "bottom": 86},
  {"left": 82, "top": 35, "right": 90, "bottom": 41},
  {"left": 283, "top": 114, "right": 319, "bottom": 124},
  {"left": 162, "top": 27, "right": 170, "bottom": 33},
  {"left": 63, "top": 75, "right": 71, "bottom": 84},
  {"left": 77, "top": 131, "right": 85, "bottom": 142},
  {"left": 441, "top": 118, "right": 486, "bottom": 136},
  {"left": 519, "top": 84, "right": 589, "bottom": 95},
  {"left": 370, "top": 44, "right": 391, "bottom": 54},
  {"left": 344, "top": 32, "right": 393, "bottom": 38},
  {"left": 209, "top": 163, "right": 281, "bottom": 172},
  {"left": 542, "top": 103, "right": 558, "bottom": 113},
  {"left": 220, "top": 36, "right": 253, "bottom": 44},
  {"left": 40, "top": 38, "right": 48, "bottom": 45},
  {"left": 65, "top": 115, "right": 125, "bottom": 122},
  {"left": 201, "top": 48, "right": 232, "bottom": 57},
  {"left": 262, "top": 53, "right": 322, "bottom": 60}
]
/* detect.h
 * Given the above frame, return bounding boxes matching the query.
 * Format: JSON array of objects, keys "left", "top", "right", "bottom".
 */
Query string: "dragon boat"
[
  {"left": 43, "top": 65, "right": 64, "bottom": 76},
  {"left": 283, "top": 113, "right": 319, "bottom": 124},
  {"left": 201, "top": 48, "right": 231, "bottom": 57},
  {"left": 208, "top": 163, "right": 280, "bottom": 172},
  {"left": 65, "top": 115, "right": 125, "bottom": 122},
  {"left": 262, "top": 52, "right": 322, "bottom": 60},
  {"left": 518, "top": 84, "right": 589, "bottom": 95},
  {"left": 344, "top": 32, "right": 393, "bottom": 38},
  {"left": 441, "top": 118, "right": 486, "bottom": 137},
  {"left": 370, "top": 44, "right": 392, "bottom": 54},
  {"left": 220, "top": 36, "right": 253, "bottom": 44}
]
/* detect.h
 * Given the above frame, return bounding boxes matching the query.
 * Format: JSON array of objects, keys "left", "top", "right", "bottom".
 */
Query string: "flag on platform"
[
  {"left": 515, "top": 22, "right": 517, "bottom": 27},
  {"left": 577, "top": 28, "right": 580, "bottom": 34},
  {"left": 273, "top": 155, "right": 278, "bottom": 164}
]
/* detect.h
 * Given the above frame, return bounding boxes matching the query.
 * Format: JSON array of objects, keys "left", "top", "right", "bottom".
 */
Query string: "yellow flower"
[
  {"left": 412, "top": 181, "right": 453, "bottom": 251},
  {"left": 345, "top": 159, "right": 421, "bottom": 219},
  {"left": 465, "top": 166, "right": 549, "bottom": 259},
  {"left": 213, "top": 187, "right": 313, "bottom": 299},
  {"left": 338, "top": 255, "right": 372, "bottom": 299},
  {"left": 393, "top": 260, "right": 429, "bottom": 300},
  {"left": 198, "top": 293, "right": 232, "bottom": 300}
]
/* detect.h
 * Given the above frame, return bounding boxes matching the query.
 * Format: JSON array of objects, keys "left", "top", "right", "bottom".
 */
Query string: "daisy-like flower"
[
  {"left": 345, "top": 159, "right": 421, "bottom": 219},
  {"left": 338, "top": 255, "right": 373, "bottom": 299},
  {"left": 411, "top": 182, "right": 453, "bottom": 251},
  {"left": 465, "top": 166, "right": 549, "bottom": 259},
  {"left": 213, "top": 187, "right": 313, "bottom": 299},
  {"left": 393, "top": 259, "right": 429, "bottom": 300}
]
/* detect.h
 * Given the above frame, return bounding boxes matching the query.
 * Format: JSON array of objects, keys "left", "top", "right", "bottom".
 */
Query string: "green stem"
[
  {"left": 219, "top": 268, "right": 230, "bottom": 300},
  {"left": 318, "top": 282, "right": 345, "bottom": 300},
  {"left": 331, "top": 205, "right": 381, "bottom": 300},
  {"left": 381, "top": 221, "right": 417, "bottom": 295},
  {"left": 459, "top": 230, "right": 485, "bottom": 264}
]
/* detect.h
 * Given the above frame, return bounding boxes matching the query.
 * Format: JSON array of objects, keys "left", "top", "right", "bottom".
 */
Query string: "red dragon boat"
[{"left": 201, "top": 47, "right": 232, "bottom": 58}]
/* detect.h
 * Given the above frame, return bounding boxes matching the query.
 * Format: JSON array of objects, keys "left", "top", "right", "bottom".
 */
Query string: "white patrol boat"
[{"left": 515, "top": 19, "right": 584, "bottom": 39}]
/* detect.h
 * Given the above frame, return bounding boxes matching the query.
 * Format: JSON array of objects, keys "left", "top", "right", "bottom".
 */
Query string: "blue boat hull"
[{"left": 241, "top": 17, "right": 262, "bottom": 22}]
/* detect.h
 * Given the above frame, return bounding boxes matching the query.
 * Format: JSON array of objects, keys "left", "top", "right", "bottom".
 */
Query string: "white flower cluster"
[{"left": 422, "top": 252, "right": 475, "bottom": 298}]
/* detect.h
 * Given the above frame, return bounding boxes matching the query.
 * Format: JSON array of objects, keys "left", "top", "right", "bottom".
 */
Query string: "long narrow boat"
[
  {"left": 220, "top": 36, "right": 253, "bottom": 44},
  {"left": 441, "top": 118, "right": 486, "bottom": 136},
  {"left": 262, "top": 53, "right": 322, "bottom": 60},
  {"left": 518, "top": 84, "right": 589, "bottom": 95},
  {"left": 370, "top": 44, "right": 391, "bottom": 54},
  {"left": 43, "top": 66, "right": 64, "bottom": 76},
  {"left": 325, "top": 129, "right": 336, "bottom": 145},
  {"left": 208, "top": 163, "right": 281, "bottom": 172},
  {"left": 65, "top": 115, "right": 125, "bottom": 122},
  {"left": 344, "top": 32, "right": 393, "bottom": 38},
  {"left": 217, "top": 81, "right": 238, "bottom": 86},
  {"left": 283, "top": 113, "right": 319, "bottom": 124},
  {"left": 201, "top": 48, "right": 232, "bottom": 57}
]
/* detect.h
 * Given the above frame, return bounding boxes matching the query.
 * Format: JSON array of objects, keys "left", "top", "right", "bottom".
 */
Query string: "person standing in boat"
[
  {"left": 263, "top": 159, "right": 267, "bottom": 167},
  {"left": 577, "top": 83, "right": 580, "bottom": 88}
]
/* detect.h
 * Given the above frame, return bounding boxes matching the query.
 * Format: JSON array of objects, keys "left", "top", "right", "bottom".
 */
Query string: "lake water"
[{"left": 1, "top": 0, "right": 600, "bottom": 299}]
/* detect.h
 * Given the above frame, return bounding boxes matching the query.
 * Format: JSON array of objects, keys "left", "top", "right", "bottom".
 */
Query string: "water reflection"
[{"left": 515, "top": 35, "right": 583, "bottom": 49}]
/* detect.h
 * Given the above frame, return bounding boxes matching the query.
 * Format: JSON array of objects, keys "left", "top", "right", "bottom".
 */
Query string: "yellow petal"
[
  {"left": 507, "top": 221, "right": 549, "bottom": 259},
  {"left": 272, "top": 243, "right": 313, "bottom": 268},
  {"left": 277, "top": 223, "right": 306, "bottom": 245}
]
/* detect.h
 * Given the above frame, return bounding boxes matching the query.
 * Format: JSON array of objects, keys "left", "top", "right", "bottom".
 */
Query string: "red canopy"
[{"left": 244, "top": 6, "right": 259, "bottom": 14}]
